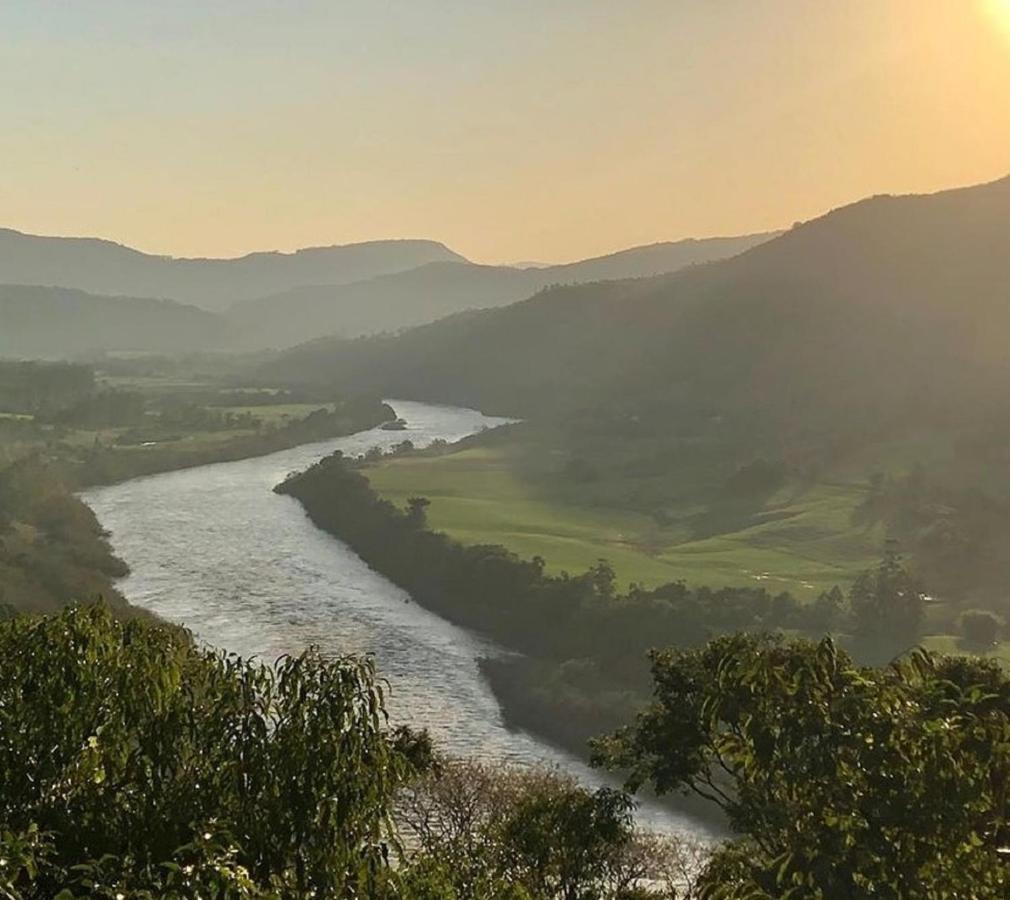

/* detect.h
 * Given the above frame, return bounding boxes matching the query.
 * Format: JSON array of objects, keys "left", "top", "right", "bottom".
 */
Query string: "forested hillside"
[
  {"left": 0, "top": 285, "right": 227, "bottom": 357},
  {"left": 264, "top": 174, "right": 1010, "bottom": 626},
  {"left": 263, "top": 176, "right": 1010, "bottom": 437},
  {"left": 227, "top": 233, "right": 776, "bottom": 347},
  {"left": 0, "top": 229, "right": 463, "bottom": 311}
]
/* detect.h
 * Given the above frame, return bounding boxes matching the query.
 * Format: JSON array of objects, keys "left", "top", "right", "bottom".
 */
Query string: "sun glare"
[{"left": 985, "top": 0, "right": 1010, "bottom": 35}]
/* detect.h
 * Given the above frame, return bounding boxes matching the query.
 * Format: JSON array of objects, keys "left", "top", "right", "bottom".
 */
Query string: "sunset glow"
[
  {"left": 1, "top": 1, "right": 1009, "bottom": 263},
  {"left": 986, "top": 0, "right": 1010, "bottom": 32}
]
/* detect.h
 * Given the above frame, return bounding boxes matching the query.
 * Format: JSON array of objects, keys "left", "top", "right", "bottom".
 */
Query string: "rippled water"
[{"left": 82, "top": 399, "right": 715, "bottom": 839}]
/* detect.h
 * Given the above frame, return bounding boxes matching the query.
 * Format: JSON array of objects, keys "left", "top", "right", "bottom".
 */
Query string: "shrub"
[
  {"left": 959, "top": 608, "right": 1004, "bottom": 649},
  {"left": 0, "top": 604, "right": 416, "bottom": 897}
]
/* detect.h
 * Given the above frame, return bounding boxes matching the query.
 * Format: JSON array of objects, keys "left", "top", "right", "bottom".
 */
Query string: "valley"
[{"left": 364, "top": 438, "right": 881, "bottom": 597}]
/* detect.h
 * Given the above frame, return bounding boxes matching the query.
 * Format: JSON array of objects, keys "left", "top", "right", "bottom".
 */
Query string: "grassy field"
[
  {"left": 365, "top": 446, "right": 886, "bottom": 597},
  {"left": 218, "top": 403, "right": 332, "bottom": 425},
  {"left": 922, "top": 633, "right": 1010, "bottom": 667}
]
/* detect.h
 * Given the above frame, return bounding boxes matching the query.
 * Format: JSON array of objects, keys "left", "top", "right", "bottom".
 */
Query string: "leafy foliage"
[
  {"left": 594, "top": 634, "right": 1010, "bottom": 897},
  {"left": 0, "top": 604, "right": 416, "bottom": 897},
  {"left": 848, "top": 546, "right": 926, "bottom": 661},
  {"left": 397, "top": 757, "right": 701, "bottom": 899}
]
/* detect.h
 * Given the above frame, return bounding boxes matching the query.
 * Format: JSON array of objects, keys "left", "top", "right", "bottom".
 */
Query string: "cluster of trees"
[
  {"left": 595, "top": 633, "right": 1010, "bottom": 897},
  {"left": 857, "top": 470, "right": 1010, "bottom": 645},
  {"left": 0, "top": 604, "right": 703, "bottom": 899},
  {"left": 3, "top": 603, "right": 1007, "bottom": 897},
  {"left": 76, "top": 399, "right": 393, "bottom": 486},
  {"left": 398, "top": 758, "right": 706, "bottom": 899},
  {"left": 0, "top": 362, "right": 95, "bottom": 418},
  {"left": 0, "top": 604, "right": 411, "bottom": 897},
  {"left": 278, "top": 454, "right": 934, "bottom": 767},
  {"left": 43, "top": 390, "right": 147, "bottom": 428},
  {"left": 0, "top": 459, "right": 132, "bottom": 616}
]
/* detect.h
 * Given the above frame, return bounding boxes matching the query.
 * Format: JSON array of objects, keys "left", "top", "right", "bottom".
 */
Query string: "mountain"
[
  {"left": 227, "top": 262, "right": 541, "bottom": 347},
  {"left": 0, "top": 285, "right": 227, "bottom": 358},
  {"left": 0, "top": 230, "right": 465, "bottom": 312},
  {"left": 261, "top": 176, "right": 1010, "bottom": 437},
  {"left": 227, "top": 233, "right": 777, "bottom": 348},
  {"left": 545, "top": 234, "right": 782, "bottom": 282}
]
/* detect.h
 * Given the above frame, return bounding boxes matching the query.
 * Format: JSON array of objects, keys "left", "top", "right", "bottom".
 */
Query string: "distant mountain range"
[
  {"left": 0, "top": 230, "right": 464, "bottom": 312},
  {"left": 226, "top": 234, "right": 777, "bottom": 347},
  {"left": 0, "top": 229, "right": 777, "bottom": 356},
  {"left": 0, "top": 285, "right": 225, "bottom": 358},
  {"left": 261, "top": 175, "right": 1010, "bottom": 438}
]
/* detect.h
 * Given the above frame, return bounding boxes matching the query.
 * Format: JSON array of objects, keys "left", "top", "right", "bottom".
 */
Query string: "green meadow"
[{"left": 364, "top": 445, "right": 887, "bottom": 598}]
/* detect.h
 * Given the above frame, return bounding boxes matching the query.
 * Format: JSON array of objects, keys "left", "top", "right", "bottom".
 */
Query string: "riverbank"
[
  {"left": 277, "top": 450, "right": 824, "bottom": 830},
  {"left": 75, "top": 396, "right": 395, "bottom": 488},
  {"left": 0, "top": 395, "right": 393, "bottom": 617},
  {"left": 82, "top": 400, "right": 714, "bottom": 839}
]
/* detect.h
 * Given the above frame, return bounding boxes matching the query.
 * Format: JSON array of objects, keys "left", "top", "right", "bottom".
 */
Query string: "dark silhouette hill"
[
  {"left": 0, "top": 230, "right": 465, "bottom": 312},
  {"left": 227, "top": 233, "right": 777, "bottom": 347},
  {"left": 0, "top": 285, "right": 227, "bottom": 358},
  {"left": 261, "top": 176, "right": 1010, "bottom": 439}
]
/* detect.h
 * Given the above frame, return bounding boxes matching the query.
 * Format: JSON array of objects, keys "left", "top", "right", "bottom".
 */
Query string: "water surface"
[{"left": 83, "top": 400, "right": 715, "bottom": 838}]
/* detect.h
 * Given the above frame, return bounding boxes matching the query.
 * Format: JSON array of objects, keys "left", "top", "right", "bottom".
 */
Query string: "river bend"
[{"left": 82, "top": 400, "right": 714, "bottom": 838}]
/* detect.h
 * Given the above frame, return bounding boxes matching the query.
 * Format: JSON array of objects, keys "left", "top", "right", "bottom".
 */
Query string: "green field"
[
  {"left": 365, "top": 446, "right": 886, "bottom": 598},
  {"left": 922, "top": 633, "right": 1010, "bottom": 667},
  {"left": 218, "top": 403, "right": 332, "bottom": 425}
]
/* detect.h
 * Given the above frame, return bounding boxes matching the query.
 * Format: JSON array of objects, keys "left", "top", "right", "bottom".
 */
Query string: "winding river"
[{"left": 82, "top": 399, "right": 715, "bottom": 839}]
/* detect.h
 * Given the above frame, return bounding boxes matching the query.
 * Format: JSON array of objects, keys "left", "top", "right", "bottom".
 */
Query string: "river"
[{"left": 81, "top": 399, "right": 716, "bottom": 840}]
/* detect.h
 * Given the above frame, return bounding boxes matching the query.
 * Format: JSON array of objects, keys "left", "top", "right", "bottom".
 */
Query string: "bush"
[
  {"left": 396, "top": 757, "right": 704, "bottom": 898},
  {"left": 0, "top": 604, "right": 416, "bottom": 897},
  {"left": 959, "top": 608, "right": 1004, "bottom": 649}
]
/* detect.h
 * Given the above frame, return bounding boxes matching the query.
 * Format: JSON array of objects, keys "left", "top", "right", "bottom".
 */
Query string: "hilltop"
[
  {"left": 225, "top": 232, "right": 778, "bottom": 347},
  {"left": 0, "top": 285, "right": 226, "bottom": 357},
  {"left": 0, "top": 229, "right": 464, "bottom": 312},
  {"left": 263, "top": 175, "right": 1010, "bottom": 437}
]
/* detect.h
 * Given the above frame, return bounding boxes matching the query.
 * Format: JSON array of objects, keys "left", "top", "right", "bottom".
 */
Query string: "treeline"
[
  {"left": 0, "top": 459, "right": 133, "bottom": 617},
  {"left": 0, "top": 359, "right": 394, "bottom": 616},
  {"left": 0, "top": 361, "right": 95, "bottom": 417},
  {"left": 73, "top": 398, "right": 394, "bottom": 486},
  {"left": 278, "top": 453, "right": 935, "bottom": 780},
  {"left": 0, "top": 604, "right": 700, "bottom": 899},
  {"left": 276, "top": 452, "right": 824, "bottom": 657},
  {"left": 5, "top": 602, "right": 1007, "bottom": 897}
]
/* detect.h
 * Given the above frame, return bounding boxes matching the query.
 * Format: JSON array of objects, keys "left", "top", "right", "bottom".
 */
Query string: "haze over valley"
[
  {"left": 0, "top": 227, "right": 776, "bottom": 354},
  {"left": 4, "top": 2, "right": 1010, "bottom": 895}
]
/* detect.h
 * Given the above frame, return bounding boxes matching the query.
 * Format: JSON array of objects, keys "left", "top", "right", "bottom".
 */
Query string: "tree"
[
  {"left": 396, "top": 758, "right": 686, "bottom": 899},
  {"left": 594, "top": 633, "right": 1010, "bottom": 898},
  {"left": 959, "top": 608, "right": 1004, "bottom": 649},
  {"left": 849, "top": 547, "right": 925, "bottom": 659},
  {"left": 0, "top": 604, "right": 418, "bottom": 897},
  {"left": 405, "top": 496, "right": 431, "bottom": 530}
]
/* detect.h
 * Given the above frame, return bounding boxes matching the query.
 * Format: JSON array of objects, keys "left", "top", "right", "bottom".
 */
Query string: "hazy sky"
[{"left": 2, "top": 1, "right": 1009, "bottom": 263}]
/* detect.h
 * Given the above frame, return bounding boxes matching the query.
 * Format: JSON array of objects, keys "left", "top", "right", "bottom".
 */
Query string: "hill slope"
[
  {"left": 263, "top": 176, "right": 1010, "bottom": 437},
  {"left": 228, "top": 233, "right": 777, "bottom": 347},
  {"left": 0, "top": 230, "right": 465, "bottom": 312},
  {"left": 0, "top": 285, "right": 227, "bottom": 357}
]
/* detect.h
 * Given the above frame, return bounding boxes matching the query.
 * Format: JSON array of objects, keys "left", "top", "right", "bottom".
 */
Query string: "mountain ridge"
[
  {"left": 260, "top": 174, "right": 1010, "bottom": 437},
  {"left": 226, "top": 232, "right": 779, "bottom": 347},
  {"left": 0, "top": 284, "right": 226, "bottom": 358},
  {"left": 0, "top": 230, "right": 466, "bottom": 312}
]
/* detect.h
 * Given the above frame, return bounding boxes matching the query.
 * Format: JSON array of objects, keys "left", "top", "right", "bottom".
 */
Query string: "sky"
[{"left": 1, "top": 1, "right": 1009, "bottom": 264}]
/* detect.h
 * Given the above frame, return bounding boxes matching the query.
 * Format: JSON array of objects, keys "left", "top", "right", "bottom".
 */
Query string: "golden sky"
[{"left": 1, "top": 1, "right": 1009, "bottom": 263}]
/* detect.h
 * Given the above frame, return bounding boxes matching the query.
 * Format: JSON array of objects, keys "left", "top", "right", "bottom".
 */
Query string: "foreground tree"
[
  {"left": 0, "top": 604, "right": 416, "bottom": 898},
  {"left": 594, "top": 633, "right": 1010, "bottom": 898},
  {"left": 397, "top": 757, "right": 703, "bottom": 899}
]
